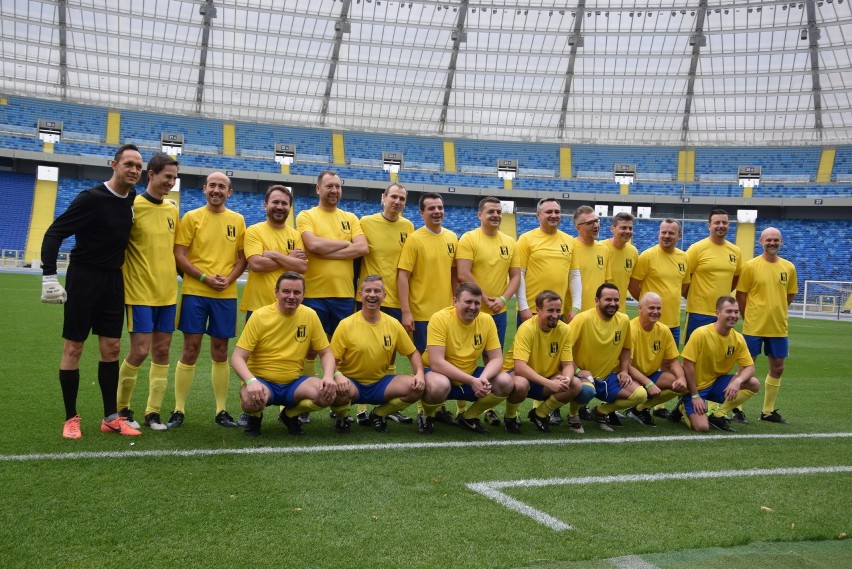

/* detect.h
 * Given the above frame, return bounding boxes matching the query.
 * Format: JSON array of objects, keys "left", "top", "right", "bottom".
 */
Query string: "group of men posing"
[{"left": 40, "top": 145, "right": 799, "bottom": 439}]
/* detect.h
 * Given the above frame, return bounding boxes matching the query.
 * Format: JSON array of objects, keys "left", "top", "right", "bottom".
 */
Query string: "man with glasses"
[{"left": 572, "top": 205, "right": 611, "bottom": 312}]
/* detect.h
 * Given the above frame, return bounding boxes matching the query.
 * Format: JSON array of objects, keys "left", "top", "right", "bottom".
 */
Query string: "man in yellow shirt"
[
  {"left": 330, "top": 275, "right": 426, "bottom": 433},
  {"left": 505, "top": 290, "right": 593, "bottom": 434},
  {"left": 169, "top": 172, "right": 247, "bottom": 429},
  {"left": 624, "top": 292, "right": 687, "bottom": 427},
  {"left": 572, "top": 205, "right": 611, "bottom": 312},
  {"left": 569, "top": 283, "right": 645, "bottom": 432},
  {"left": 420, "top": 283, "right": 513, "bottom": 434},
  {"left": 240, "top": 185, "right": 307, "bottom": 318},
  {"left": 604, "top": 212, "right": 639, "bottom": 313},
  {"left": 735, "top": 227, "right": 798, "bottom": 424},
  {"left": 231, "top": 272, "right": 339, "bottom": 436},
  {"left": 117, "top": 152, "right": 180, "bottom": 432},
  {"left": 680, "top": 296, "right": 759, "bottom": 433}
]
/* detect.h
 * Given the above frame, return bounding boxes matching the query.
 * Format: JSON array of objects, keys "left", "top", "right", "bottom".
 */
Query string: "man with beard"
[
  {"left": 168, "top": 172, "right": 247, "bottom": 429},
  {"left": 680, "top": 296, "right": 759, "bottom": 433},
  {"left": 735, "top": 228, "right": 797, "bottom": 424},
  {"left": 568, "top": 283, "right": 645, "bottom": 432}
]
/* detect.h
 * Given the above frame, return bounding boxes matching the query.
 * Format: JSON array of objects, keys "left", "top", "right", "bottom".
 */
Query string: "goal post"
[{"left": 800, "top": 280, "right": 852, "bottom": 321}]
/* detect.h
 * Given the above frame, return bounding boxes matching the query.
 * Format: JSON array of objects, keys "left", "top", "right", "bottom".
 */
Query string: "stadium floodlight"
[
  {"left": 38, "top": 119, "right": 62, "bottom": 143},
  {"left": 161, "top": 133, "right": 184, "bottom": 156},
  {"left": 382, "top": 151, "right": 403, "bottom": 173},
  {"left": 275, "top": 143, "right": 296, "bottom": 165},
  {"left": 614, "top": 163, "right": 635, "bottom": 185},
  {"left": 497, "top": 159, "right": 518, "bottom": 180}
]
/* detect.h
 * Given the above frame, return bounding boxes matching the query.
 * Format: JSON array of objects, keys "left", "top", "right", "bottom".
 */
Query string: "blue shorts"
[
  {"left": 257, "top": 375, "right": 310, "bottom": 408},
  {"left": 177, "top": 295, "right": 237, "bottom": 338},
  {"left": 685, "top": 313, "right": 716, "bottom": 344},
  {"left": 669, "top": 325, "right": 681, "bottom": 347},
  {"left": 593, "top": 373, "right": 622, "bottom": 404},
  {"left": 647, "top": 370, "right": 664, "bottom": 384},
  {"left": 302, "top": 297, "right": 354, "bottom": 336},
  {"left": 127, "top": 304, "right": 177, "bottom": 334},
  {"left": 413, "top": 321, "right": 429, "bottom": 353},
  {"left": 683, "top": 374, "right": 733, "bottom": 415},
  {"left": 349, "top": 375, "right": 395, "bottom": 405},
  {"left": 492, "top": 311, "right": 508, "bottom": 347},
  {"left": 527, "top": 381, "right": 546, "bottom": 401},
  {"left": 442, "top": 366, "right": 485, "bottom": 402},
  {"left": 744, "top": 335, "right": 789, "bottom": 359}
]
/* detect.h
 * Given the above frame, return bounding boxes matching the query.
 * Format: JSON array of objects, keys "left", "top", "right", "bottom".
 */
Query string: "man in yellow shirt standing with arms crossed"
[{"left": 735, "top": 227, "right": 798, "bottom": 424}]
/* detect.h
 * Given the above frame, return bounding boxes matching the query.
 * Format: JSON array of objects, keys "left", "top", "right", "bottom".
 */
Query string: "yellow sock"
[
  {"left": 532, "top": 399, "right": 543, "bottom": 409},
  {"left": 421, "top": 402, "right": 441, "bottom": 417},
  {"left": 598, "top": 386, "right": 647, "bottom": 414},
  {"left": 416, "top": 400, "right": 424, "bottom": 413},
  {"left": 568, "top": 402, "right": 581, "bottom": 417},
  {"left": 117, "top": 360, "right": 139, "bottom": 409},
  {"left": 504, "top": 401, "right": 521, "bottom": 419},
  {"left": 211, "top": 360, "right": 231, "bottom": 414},
  {"left": 375, "top": 397, "right": 409, "bottom": 417},
  {"left": 285, "top": 399, "right": 323, "bottom": 418},
  {"left": 173, "top": 361, "right": 195, "bottom": 413},
  {"left": 456, "top": 400, "right": 468, "bottom": 414},
  {"left": 331, "top": 404, "right": 351, "bottom": 418},
  {"left": 357, "top": 404, "right": 368, "bottom": 414},
  {"left": 462, "top": 393, "right": 506, "bottom": 419},
  {"left": 302, "top": 358, "right": 316, "bottom": 377},
  {"left": 637, "top": 389, "right": 679, "bottom": 411},
  {"left": 145, "top": 362, "right": 169, "bottom": 414},
  {"left": 763, "top": 375, "right": 781, "bottom": 414},
  {"left": 714, "top": 389, "right": 757, "bottom": 417},
  {"left": 536, "top": 395, "right": 565, "bottom": 418}
]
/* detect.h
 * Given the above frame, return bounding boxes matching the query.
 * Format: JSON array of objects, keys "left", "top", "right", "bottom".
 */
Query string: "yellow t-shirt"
[
  {"left": 604, "top": 239, "right": 639, "bottom": 312},
  {"left": 628, "top": 317, "right": 680, "bottom": 377},
  {"left": 686, "top": 238, "right": 742, "bottom": 316},
  {"left": 240, "top": 222, "right": 304, "bottom": 313},
  {"left": 517, "top": 228, "right": 578, "bottom": 311},
  {"left": 358, "top": 212, "right": 414, "bottom": 309},
  {"left": 573, "top": 239, "right": 612, "bottom": 311},
  {"left": 397, "top": 227, "right": 459, "bottom": 322},
  {"left": 456, "top": 228, "right": 520, "bottom": 316},
  {"left": 123, "top": 194, "right": 179, "bottom": 306},
  {"left": 632, "top": 245, "right": 691, "bottom": 328},
  {"left": 424, "top": 306, "right": 500, "bottom": 376},
  {"left": 296, "top": 206, "right": 364, "bottom": 299},
  {"left": 331, "top": 311, "right": 416, "bottom": 383},
  {"left": 736, "top": 255, "right": 798, "bottom": 337},
  {"left": 682, "top": 324, "right": 753, "bottom": 390},
  {"left": 176, "top": 206, "right": 245, "bottom": 299},
  {"left": 504, "top": 316, "right": 572, "bottom": 377},
  {"left": 568, "top": 309, "right": 632, "bottom": 379},
  {"left": 236, "top": 303, "right": 329, "bottom": 384}
]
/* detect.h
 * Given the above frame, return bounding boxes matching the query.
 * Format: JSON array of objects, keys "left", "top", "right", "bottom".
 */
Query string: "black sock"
[
  {"left": 98, "top": 361, "right": 119, "bottom": 417},
  {"left": 59, "top": 369, "right": 80, "bottom": 420}
]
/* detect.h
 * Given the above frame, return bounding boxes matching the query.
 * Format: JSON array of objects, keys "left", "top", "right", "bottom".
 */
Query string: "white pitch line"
[
  {"left": 0, "top": 431, "right": 850, "bottom": 463},
  {"left": 466, "top": 465, "right": 852, "bottom": 531},
  {"left": 609, "top": 555, "right": 661, "bottom": 569}
]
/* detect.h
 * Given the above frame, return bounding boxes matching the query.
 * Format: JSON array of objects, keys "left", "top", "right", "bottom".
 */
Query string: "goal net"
[{"left": 800, "top": 280, "right": 852, "bottom": 321}]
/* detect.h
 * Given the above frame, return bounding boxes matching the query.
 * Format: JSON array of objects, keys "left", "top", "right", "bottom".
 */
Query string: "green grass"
[{"left": 1, "top": 272, "right": 850, "bottom": 568}]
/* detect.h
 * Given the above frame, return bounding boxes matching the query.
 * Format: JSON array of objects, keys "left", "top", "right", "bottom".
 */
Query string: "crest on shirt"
[
  {"left": 473, "top": 333, "right": 483, "bottom": 349},
  {"left": 560, "top": 244, "right": 570, "bottom": 256},
  {"left": 614, "top": 331, "right": 622, "bottom": 345},
  {"left": 596, "top": 255, "right": 604, "bottom": 269},
  {"left": 625, "top": 258, "right": 633, "bottom": 270},
  {"left": 383, "top": 334, "right": 393, "bottom": 352},
  {"left": 340, "top": 220, "right": 351, "bottom": 235},
  {"left": 678, "top": 262, "right": 686, "bottom": 276},
  {"left": 167, "top": 217, "right": 175, "bottom": 234},
  {"left": 287, "top": 238, "right": 296, "bottom": 251},
  {"left": 728, "top": 254, "right": 738, "bottom": 266},
  {"left": 726, "top": 345, "right": 735, "bottom": 358},
  {"left": 653, "top": 340, "right": 661, "bottom": 354},
  {"left": 399, "top": 232, "right": 408, "bottom": 245},
  {"left": 226, "top": 224, "right": 237, "bottom": 242},
  {"left": 780, "top": 271, "right": 788, "bottom": 284},
  {"left": 499, "top": 245, "right": 510, "bottom": 260},
  {"left": 295, "top": 325, "right": 307, "bottom": 343},
  {"left": 447, "top": 243, "right": 455, "bottom": 257},
  {"left": 549, "top": 342, "right": 559, "bottom": 356}
]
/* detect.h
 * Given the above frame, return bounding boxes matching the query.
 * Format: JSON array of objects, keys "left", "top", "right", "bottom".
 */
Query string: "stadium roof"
[{"left": 2, "top": 0, "right": 851, "bottom": 146}]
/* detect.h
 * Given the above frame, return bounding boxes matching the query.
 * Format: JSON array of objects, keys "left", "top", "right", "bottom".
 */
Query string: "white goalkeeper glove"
[{"left": 41, "top": 274, "right": 67, "bottom": 304}]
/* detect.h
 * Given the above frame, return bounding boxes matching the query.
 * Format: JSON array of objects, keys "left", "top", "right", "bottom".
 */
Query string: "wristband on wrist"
[
  {"left": 691, "top": 394, "right": 701, "bottom": 399},
  {"left": 199, "top": 273, "right": 207, "bottom": 282},
  {"left": 571, "top": 306, "right": 580, "bottom": 313},
  {"left": 644, "top": 383, "right": 654, "bottom": 390},
  {"left": 499, "top": 295, "right": 508, "bottom": 305},
  {"left": 334, "top": 371, "right": 343, "bottom": 377},
  {"left": 244, "top": 377, "right": 257, "bottom": 386}
]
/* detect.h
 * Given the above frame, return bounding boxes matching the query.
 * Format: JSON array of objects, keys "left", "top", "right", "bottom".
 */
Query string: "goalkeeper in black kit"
[{"left": 40, "top": 144, "right": 145, "bottom": 439}]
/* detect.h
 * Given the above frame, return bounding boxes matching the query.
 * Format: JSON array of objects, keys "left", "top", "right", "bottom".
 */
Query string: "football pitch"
[{"left": 1, "top": 272, "right": 850, "bottom": 568}]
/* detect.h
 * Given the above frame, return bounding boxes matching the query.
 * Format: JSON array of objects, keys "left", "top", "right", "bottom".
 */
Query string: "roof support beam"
[
  {"left": 557, "top": 0, "right": 586, "bottom": 140},
  {"left": 320, "top": 0, "right": 352, "bottom": 126},
  {"left": 680, "top": 0, "right": 709, "bottom": 144},
  {"left": 438, "top": 0, "right": 469, "bottom": 135},
  {"left": 57, "top": 0, "right": 68, "bottom": 99},
  {"left": 194, "top": 0, "right": 217, "bottom": 114},
  {"left": 805, "top": 0, "right": 824, "bottom": 139}
]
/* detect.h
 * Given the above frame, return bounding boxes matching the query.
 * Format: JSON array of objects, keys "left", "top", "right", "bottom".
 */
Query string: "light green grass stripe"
[{"left": 1, "top": 431, "right": 850, "bottom": 462}]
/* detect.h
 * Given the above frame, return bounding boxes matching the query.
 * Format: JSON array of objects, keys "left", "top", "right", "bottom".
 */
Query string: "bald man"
[{"left": 735, "top": 227, "right": 798, "bottom": 424}]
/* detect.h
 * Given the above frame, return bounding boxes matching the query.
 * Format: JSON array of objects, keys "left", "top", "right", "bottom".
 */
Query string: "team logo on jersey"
[
  {"left": 596, "top": 255, "right": 604, "bottom": 269},
  {"left": 726, "top": 345, "right": 735, "bottom": 358},
  {"left": 625, "top": 258, "right": 633, "bottom": 270},
  {"left": 678, "top": 262, "right": 686, "bottom": 276},
  {"left": 399, "top": 232, "right": 408, "bottom": 245},
  {"left": 226, "top": 224, "right": 237, "bottom": 242},
  {"left": 653, "top": 340, "right": 661, "bottom": 354},
  {"left": 614, "top": 331, "right": 622, "bottom": 345},
  {"left": 473, "top": 334, "right": 483, "bottom": 349},
  {"left": 287, "top": 239, "right": 296, "bottom": 251},
  {"left": 382, "top": 334, "right": 393, "bottom": 352},
  {"left": 499, "top": 245, "right": 510, "bottom": 260},
  {"left": 340, "top": 220, "right": 351, "bottom": 235},
  {"left": 560, "top": 244, "right": 570, "bottom": 256},
  {"left": 295, "top": 325, "right": 307, "bottom": 343},
  {"left": 780, "top": 271, "right": 788, "bottom": 284},
  {"left": 167, "top": 217, "right": 175, "bottom": 234},
  {"left": 447, "top": 243, "right": 455, "bottom": 257},
  {"left": 728, "top": 254, "right": 738, "bottom": 266},
  {"left": 549, "top": 342, "right": 559, "bottom": 356}
]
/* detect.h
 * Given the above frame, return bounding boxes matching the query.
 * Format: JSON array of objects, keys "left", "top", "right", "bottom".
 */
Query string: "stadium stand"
[
  {"left": 0, "top": 172, "right": 37, "bottom": 251},
  {"left": 695, "top": 146, "right": 822, "bottom": 181}
]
